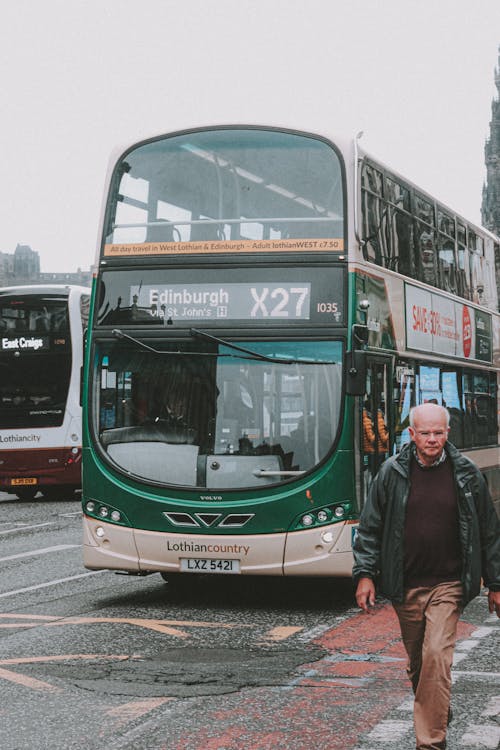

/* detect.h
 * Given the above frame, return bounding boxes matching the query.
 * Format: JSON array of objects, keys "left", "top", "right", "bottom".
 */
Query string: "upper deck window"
[
  {"left": 360, "top": 157, "right": 499, "bottom": 308},
  {"left": 0, "top": 295, "right": 69, "bottom": 334},
  {"left": 103, "top": 128, "right": 345, "bottom": 259}
]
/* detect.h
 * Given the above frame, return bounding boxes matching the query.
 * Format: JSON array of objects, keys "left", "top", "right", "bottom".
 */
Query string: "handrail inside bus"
[
  {"left": 111, "top": 216, "right": 341, "bottom": 230},
  {"left": 253, "top": 470, "right": 306, "bottom": 477}
]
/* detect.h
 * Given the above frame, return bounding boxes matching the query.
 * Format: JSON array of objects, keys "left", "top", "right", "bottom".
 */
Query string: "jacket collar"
[{"left": 394, "top": 440, "right": 475, "bottom": 486}]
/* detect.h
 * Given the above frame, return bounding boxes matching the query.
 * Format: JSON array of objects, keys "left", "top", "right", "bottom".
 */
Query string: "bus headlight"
[
  {"left": 293, "top": 502, "right": 351, "bottom": 531},
  {"left": 83, "top": 499, "right": 129, "bottom": 527}
]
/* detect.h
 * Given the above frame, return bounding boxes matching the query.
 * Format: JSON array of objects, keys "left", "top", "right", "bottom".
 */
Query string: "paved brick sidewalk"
[{"left": 160, "top": 594, "right": 498, "bottom": 750}]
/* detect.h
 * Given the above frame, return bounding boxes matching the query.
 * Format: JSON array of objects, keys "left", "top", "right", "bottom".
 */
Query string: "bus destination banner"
[
  {"left": 103, "top": 238, "right": 344, "bottom": 258},
  {"left": 1, "top": 335, "right": 51, "bottom": 353},
  {"left": 405, "top": 284, "right": 492, "bottom": 363},
  {"left": 97, "top": 267, "right": 346, "bottom": 326},
  {"left": 130, "top": 283, "right": 316, "bottom": 322}
]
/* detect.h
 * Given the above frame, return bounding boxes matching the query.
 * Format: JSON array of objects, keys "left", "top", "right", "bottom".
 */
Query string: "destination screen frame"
[{"left": 95, "top": 266, "right": 346, "bottom": 327}]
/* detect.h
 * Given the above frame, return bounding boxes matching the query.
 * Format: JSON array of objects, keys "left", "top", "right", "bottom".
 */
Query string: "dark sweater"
[{"left": 403, "top": 457, "right": 462, "bottom": 589}]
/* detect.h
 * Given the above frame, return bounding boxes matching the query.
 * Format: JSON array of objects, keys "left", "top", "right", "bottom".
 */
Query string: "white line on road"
[
  {"left": 452, "top": 669, "right": 500, "bottom": 681},
  {"left": 0, "top": 545, "right": 79, "bottom": 563},
  {"left": 367, "top": 719, "right": 413, "bottom": 741},
  {"left": 0, "top": 522, "right": 54, "bottom": 535},
  {"left": 460, "top": 724, "right": 500, "bottom": 748},
  {"left": 0, "top": 570, "right": 110, "bottom": 599},
  {"left": 481, "top": 695, "right": 500, "bottom": 717}
]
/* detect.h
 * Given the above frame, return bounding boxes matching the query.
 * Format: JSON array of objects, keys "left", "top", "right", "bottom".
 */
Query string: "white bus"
[{"left": 0, "top": 284, "right": 90, "bottom": 500}]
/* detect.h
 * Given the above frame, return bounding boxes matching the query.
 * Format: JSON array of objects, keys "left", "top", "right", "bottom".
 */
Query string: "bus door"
[{"left": 361, "top": 358, "right": 392, "bottom": 497}]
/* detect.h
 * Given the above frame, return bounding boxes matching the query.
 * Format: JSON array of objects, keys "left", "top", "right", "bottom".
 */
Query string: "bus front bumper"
[{"left": 82, "top": 515, "right": 356, "bottom": 578}]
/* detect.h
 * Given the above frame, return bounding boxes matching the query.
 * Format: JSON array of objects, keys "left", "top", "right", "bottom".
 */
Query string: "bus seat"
[
  {"left": 106, "top": 441, "right": 199, "bottom": 485},
  {"left": 101, "top": 424, "right": 196, "bottom": 446}
]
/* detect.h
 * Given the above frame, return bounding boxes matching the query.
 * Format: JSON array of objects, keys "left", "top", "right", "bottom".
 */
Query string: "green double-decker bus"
[{"left": 82, "top": 125, "right": 500, "bottom": 581}]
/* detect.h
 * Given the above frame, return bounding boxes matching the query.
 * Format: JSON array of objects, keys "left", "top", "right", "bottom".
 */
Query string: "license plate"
[
  {"left": 180, "top": 558, "right": 240, "bottom": 574},
  {"left": 11, "top": 478, "right": 37, "bottom": 486}
]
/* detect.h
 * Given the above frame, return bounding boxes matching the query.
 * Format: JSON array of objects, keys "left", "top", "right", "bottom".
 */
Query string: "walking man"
[{"left": 353, "top": 402, "right": 500, "bottom": 750}]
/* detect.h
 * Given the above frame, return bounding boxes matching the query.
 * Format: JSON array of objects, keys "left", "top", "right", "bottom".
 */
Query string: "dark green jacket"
[{"left": 352, "top": 441, "right": 500, "bottom": 605}]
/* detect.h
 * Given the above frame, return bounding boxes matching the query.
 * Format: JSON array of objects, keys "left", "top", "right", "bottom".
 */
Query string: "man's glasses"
[{"left": 414, "top": 430, "right": 447, "bottom": 438}]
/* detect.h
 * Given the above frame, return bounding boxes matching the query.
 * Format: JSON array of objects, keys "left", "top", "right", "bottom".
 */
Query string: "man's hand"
[
  {"left": 355, "top": 576, "right": 376, "bottom": 613},
  {"left": 488, "top": 589, "right": 500, "bottom": 618}
]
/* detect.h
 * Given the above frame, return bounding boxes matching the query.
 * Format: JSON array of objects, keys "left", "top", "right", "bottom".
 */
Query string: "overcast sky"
[{"left": 1, "top": 0, "right": 499, "bottom": 272}]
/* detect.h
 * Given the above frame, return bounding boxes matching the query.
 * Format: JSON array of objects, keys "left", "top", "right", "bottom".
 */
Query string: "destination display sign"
[
  {"left": 1, "top": 335, "right": 50, "bottom": 353},
  {"left": 97, "top": 266, "right": 346, "bottom": 327},
  {"left": 131, "top": 282, "right": 312, "bottom": 322}
]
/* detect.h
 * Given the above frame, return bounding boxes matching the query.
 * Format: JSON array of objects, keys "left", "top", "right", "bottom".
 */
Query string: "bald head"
[
  {"left": 409, "top": 403, "right": 450, "bottom": 430},
  {"left": 408, "top": 403, "right": 450, "bottom": 467}
]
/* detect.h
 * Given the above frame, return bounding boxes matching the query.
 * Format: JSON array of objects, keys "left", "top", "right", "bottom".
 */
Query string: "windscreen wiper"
[
  {"left": 111, "top": 328, "right": 287, "bottom": 362},
  {"left": 190, "top": 328, "right": 297, "bottom": 364},
  {"left": 190, "top": 328, "right": 339, "bottom": 365},
  {"left": 111, "top": 328, "right": 338, "bottom": 365}
]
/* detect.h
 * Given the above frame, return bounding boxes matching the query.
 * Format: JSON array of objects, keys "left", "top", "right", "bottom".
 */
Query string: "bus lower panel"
[
  {"left": 0, "top": 447, "right": 82, "bottom": 494},
  {"left": 82, "top": 516, "right": 356, "bottom": 577}
]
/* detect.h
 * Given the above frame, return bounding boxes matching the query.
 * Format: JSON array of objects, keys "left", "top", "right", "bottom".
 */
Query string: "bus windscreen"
[
  {"left": 0, "top": 295, "right": 72, "bottom": 429},
  {"left": 102, "top": 128, "right": 345, "bottom": 258}
]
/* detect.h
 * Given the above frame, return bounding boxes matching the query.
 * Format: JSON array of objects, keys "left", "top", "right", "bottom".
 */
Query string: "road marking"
[
  {"left": 366, "top": 719, "right": 412, "bottom": 741},
  {"left": 260, "top": 626, "right": 303, "bottom": 642},
  {"left": 0, "top": 614, "right": 59, "bottom": 620},
  {"left": 0, "top": 654, "right": 131, "bottom": 693},
  {"left": 396, "top": 697, "right": 414, "bottom": 712},
  {"left": 105, "top": 698, "right": 175, "bottom": 731},
  {"left": 470, "top": 626, "right": 496, "bottom": 638},
  {"left": 455, "top": 638, "right": 480, "bottom": 652},
  {"left": 0, "top": 665, "right": 61, "bottom": 693},
  {"left": 0, "top": 570, "right": 109, "bottom": 599},
  {"left": 0, "top": 544, "right": 78, "bottom": 563},
  {"left": 0, "top": 522, "right": 53, "bottom": 535},
  {"left": 296, "top": 623, "right": 335, "bottom": 642},
  {"left": 452, "top": 670, "right": 500, "bottom": 680},
  {"left": 459, "top": 724, "right": 500, "bottom": 748},
  {"left": 0, "top": 611, "right": 303, "bottom": 644},
  {"left": 46, "top": 615, "right": 250, "bottom": 638},
  {"left": 0, "top": 612, "right": 252, "bottom": 639},
  {"left": 481, "top": 695, "right": 500, "bottom": 717},
  {"left": 0, "top": 613, "right": 59, "bottom": 629}
]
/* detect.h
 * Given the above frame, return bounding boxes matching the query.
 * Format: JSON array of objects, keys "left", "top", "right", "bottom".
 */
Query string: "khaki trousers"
[{"left": 393, "top": 581, "right": 463, "bottom": 750}]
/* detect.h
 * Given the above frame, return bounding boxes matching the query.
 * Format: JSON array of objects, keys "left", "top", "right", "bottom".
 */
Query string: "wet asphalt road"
[{"left": 0, "top": 490, "right": 498, "bottom": 750}]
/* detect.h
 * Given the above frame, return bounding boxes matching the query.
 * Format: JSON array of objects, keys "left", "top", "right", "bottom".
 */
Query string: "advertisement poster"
[{"left": 405, "top": 283, "right": 492, "bottom": 363}]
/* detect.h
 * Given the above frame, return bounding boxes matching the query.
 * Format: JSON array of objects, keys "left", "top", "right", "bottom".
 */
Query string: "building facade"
[
  {"left": 482, "top": 46, "right": 500, "bottom": 236},
  {"left": 0, "top": 244, "right": 91, "bottom": 288}
]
